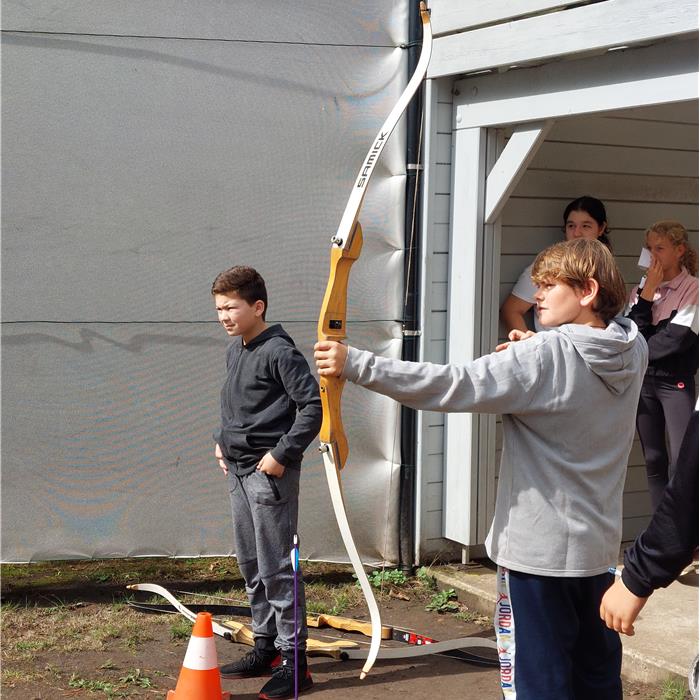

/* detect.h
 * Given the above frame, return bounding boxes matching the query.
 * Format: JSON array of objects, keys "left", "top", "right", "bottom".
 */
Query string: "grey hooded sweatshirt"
[{"left": 342, "top": 318, "right": 648, "bottom": 577}]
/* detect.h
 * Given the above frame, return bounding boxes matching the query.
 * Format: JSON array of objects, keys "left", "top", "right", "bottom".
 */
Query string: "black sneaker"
[
  {"left": 220, "top": 648, "right": 281, "bottom": 679},
  {"left": 258, "top": 657, "right": 313, "bottom": 699}
]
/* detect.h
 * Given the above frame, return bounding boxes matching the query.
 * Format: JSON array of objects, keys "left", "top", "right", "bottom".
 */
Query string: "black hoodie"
[
  {"left": 622, "top": 411, "right": 698, "bottom": 597},
  {"left": 213, "top": 324, "right": 322, "bottom": 475}
]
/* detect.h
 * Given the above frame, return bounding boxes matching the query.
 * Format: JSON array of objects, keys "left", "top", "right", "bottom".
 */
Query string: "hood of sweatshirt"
[
  {"left": 243, "top": 323, "right": 294, "bottom": 350},
  {"left": 557, "top": 316, "right": 648, "bottom": 395}
]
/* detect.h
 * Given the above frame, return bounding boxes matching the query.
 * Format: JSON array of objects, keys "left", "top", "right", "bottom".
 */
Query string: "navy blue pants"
[
  {"left": 636, "top": 373, "right": 696, "bottom": 511},
  {"left": 495, "top": 567, "right": 622, "bottom": 700}
]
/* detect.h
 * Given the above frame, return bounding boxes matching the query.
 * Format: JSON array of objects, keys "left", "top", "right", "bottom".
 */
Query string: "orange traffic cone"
[{"left": 167, "top": 612, "right": 231, "bottom": 699}]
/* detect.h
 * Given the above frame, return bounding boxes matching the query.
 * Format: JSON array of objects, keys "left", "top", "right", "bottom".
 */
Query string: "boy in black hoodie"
[{"left": 212, "top": 266, "right": 321, "bottom": 699}]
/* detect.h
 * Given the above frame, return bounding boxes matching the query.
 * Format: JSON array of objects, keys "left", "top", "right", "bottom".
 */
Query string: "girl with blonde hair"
[{"left": 627, "top": 220, "right": 698, "bottom": 510}]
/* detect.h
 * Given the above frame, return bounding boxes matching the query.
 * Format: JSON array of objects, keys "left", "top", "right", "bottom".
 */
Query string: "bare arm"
[
  {"left": 500, "top": 294, "right": 533, "bottom": 334},
  {"left": 599, "top": 577, "right": 648, "bottom": 636}
]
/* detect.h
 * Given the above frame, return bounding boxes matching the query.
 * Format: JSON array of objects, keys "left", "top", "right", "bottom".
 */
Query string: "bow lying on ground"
[
  {"left": 220, "top": 619, "right": 362, "bottom": 656},
  {"left": 127, "top": 583, "right": 498, "bottom": 667},
  {"left": 216, "top": 619, "right": 497, "bottom": 664},
  {"left": 127, "top": 583, "right": 233, "bottom": 640},
  {"left": 317, "top": 1, "right": 433, "bottom": 680}
]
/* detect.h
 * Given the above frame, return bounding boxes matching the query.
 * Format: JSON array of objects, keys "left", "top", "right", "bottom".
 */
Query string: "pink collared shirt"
[{"left": 628, "top": 268, "right": 699, "bottom": 326}]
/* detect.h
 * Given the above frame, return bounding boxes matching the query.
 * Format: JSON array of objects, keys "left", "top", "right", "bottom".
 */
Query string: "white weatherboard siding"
[
  {"left": 429, "top": 0, "right": 587, "bottom": 37},
  {"left": 2, "top": 0, "right": 412, "bottom": 563}
]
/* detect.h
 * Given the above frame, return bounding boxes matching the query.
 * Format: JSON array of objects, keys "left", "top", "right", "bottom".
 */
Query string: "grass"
[
  {"left": 1, "top": 557, "right": 246, "bottom": 591},
  {"left": 169, "top": 616, "right": 193, "bottom": 641},
  {"left": 0, "top": 557, "right": 369, "bottom": 696},
  {"left": 307, "top": 592, "right": 354, "bottom": 616},
  {"left": 66, "top": 669, "right": 156, "bottom": 697},
  {"left": 1, "top": 667, "right": 43, "bottom": 685},
  {"left": 1, "top": 558, "right": 686, "bottom": 700},
  {"left": 118, "top": 668, "right": 154, "bottom": 688},
  {"left": 1, "top": 602, "right": 158, "bottom": 660},
  {"left": 416, "top": 566, "right": 438, "bottom": 591},
  {"left": 0, "top": 558, "right": 369, "bottom": 686},
  {"left": 425, "top": 588, "right": 460, "bottom": 614},
  {"left": 366, "top": 569, "right": 408, "bottom": 588},
  {"left": 305, "top": 581, "right": 364, "bottom": 614},
  {"left": 660, "top": 678, "right": 689, "bottom": 700},
  {"left": 68, "top": 674, "right": 124, "bottom": 696},
  {"left": 455, "top": 609, "right": 491, "bottom": 626}
]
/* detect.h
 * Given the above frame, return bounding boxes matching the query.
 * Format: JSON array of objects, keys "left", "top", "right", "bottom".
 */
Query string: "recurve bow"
[
  {"left": 128, "top": 582, "right": 498, "bottom": 665},
  {"left": 317, "top": 2, "right": 432, "bottom": 680}
]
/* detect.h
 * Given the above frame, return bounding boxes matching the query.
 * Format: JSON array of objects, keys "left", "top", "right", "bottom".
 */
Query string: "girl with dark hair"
[
  {"left": 500, "top": 196, "right": 611, "bottom": 334},
  {"left": 626, "top": 220, "right": 698, "bottom": 511}
]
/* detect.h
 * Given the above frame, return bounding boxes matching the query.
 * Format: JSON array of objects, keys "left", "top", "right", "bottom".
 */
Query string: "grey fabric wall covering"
[{"left": 1, "top": 1, "right": 410, "bottom": 561}]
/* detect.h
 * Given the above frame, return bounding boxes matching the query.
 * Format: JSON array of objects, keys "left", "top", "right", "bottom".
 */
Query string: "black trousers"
[{"left": 636, "top": 373, "right": 696, "bottom": 511}]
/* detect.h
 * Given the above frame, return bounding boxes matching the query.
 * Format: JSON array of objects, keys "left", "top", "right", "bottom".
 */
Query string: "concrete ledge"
[
  {"left": 432, "top": 563, "right": 698, "bottom": 685},
  {"left": 432, "top": 563, "right": 498, "bottom": 618}
]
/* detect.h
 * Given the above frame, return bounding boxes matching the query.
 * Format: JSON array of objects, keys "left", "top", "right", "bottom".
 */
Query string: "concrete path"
[{"left": 432, "top": 561, "right": 698, "bottom": 685}]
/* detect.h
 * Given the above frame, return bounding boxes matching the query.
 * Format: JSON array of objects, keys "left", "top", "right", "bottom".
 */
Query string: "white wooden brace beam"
[
  {"left": 453, "top": 38, "right": 698, "bottom": 129},
  {"left": 484, "top": 120, "right": 553, "bottom": 224}
]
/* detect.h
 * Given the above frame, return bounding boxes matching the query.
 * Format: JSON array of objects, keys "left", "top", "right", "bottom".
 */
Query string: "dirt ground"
[
  {"left": 2, "top": 597, "right": 501, "bottom": 698},
  {"left": 0, "top": 561, "right": 684, "bottom": 699}
]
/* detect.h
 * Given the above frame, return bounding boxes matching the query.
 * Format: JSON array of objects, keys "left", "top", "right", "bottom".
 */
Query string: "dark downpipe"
[{"left": 398, "top": 0, "right": 426, "bottom": 574}]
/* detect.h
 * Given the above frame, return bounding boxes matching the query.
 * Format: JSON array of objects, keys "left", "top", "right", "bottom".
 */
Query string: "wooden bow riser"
[{"left": 318, "top": 222, "right": 363, "bottom": 470}]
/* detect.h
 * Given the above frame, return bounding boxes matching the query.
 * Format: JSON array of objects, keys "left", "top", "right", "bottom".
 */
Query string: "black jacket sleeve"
[
  {"left": 622, "top": 411, "right": 699, "bottom": 597},
  {"left": 269, "top": 347, "right": 322, "bottom": 468},
  {"left": 627, "top": 295, "right": 697, "bottom": 363},
  {"left": 627, "top": 294, "right": 654, "bottom": 334}
]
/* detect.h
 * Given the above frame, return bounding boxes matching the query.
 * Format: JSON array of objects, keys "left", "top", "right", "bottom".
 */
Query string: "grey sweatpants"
[{"left": 228, "top": 468, "right": 308, "bottom": 652}]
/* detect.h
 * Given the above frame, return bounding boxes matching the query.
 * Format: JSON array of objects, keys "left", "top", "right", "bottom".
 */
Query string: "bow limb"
[
  {"left": 317, "top": 3, "right": 432, "bottom": 680},
  {"left": 129, "top": 596, "right": 394, "bottom": 639},
  {"left": 127, "top": 583, "right": 232, "bottom": 640},
  {"left": 128, "top": 585, "right": 498, "bottom": 667},
  {"left": 127, "top": 586, "right": 359, "bottom": 652},
  {"left": 341, "top": 636, "right": 498, "bottom": 662},
  {"left": 222, "top": 621, "right": 362, "bottom": 655},
  {"left": 307, "top": 612, "right": 392, "bottom": 640},
  {"left": 333, "top": 3, "right": 433, "bottom": 247},
  {"left": 320, "top": 441, "right": 383, "bottom": 679}
]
